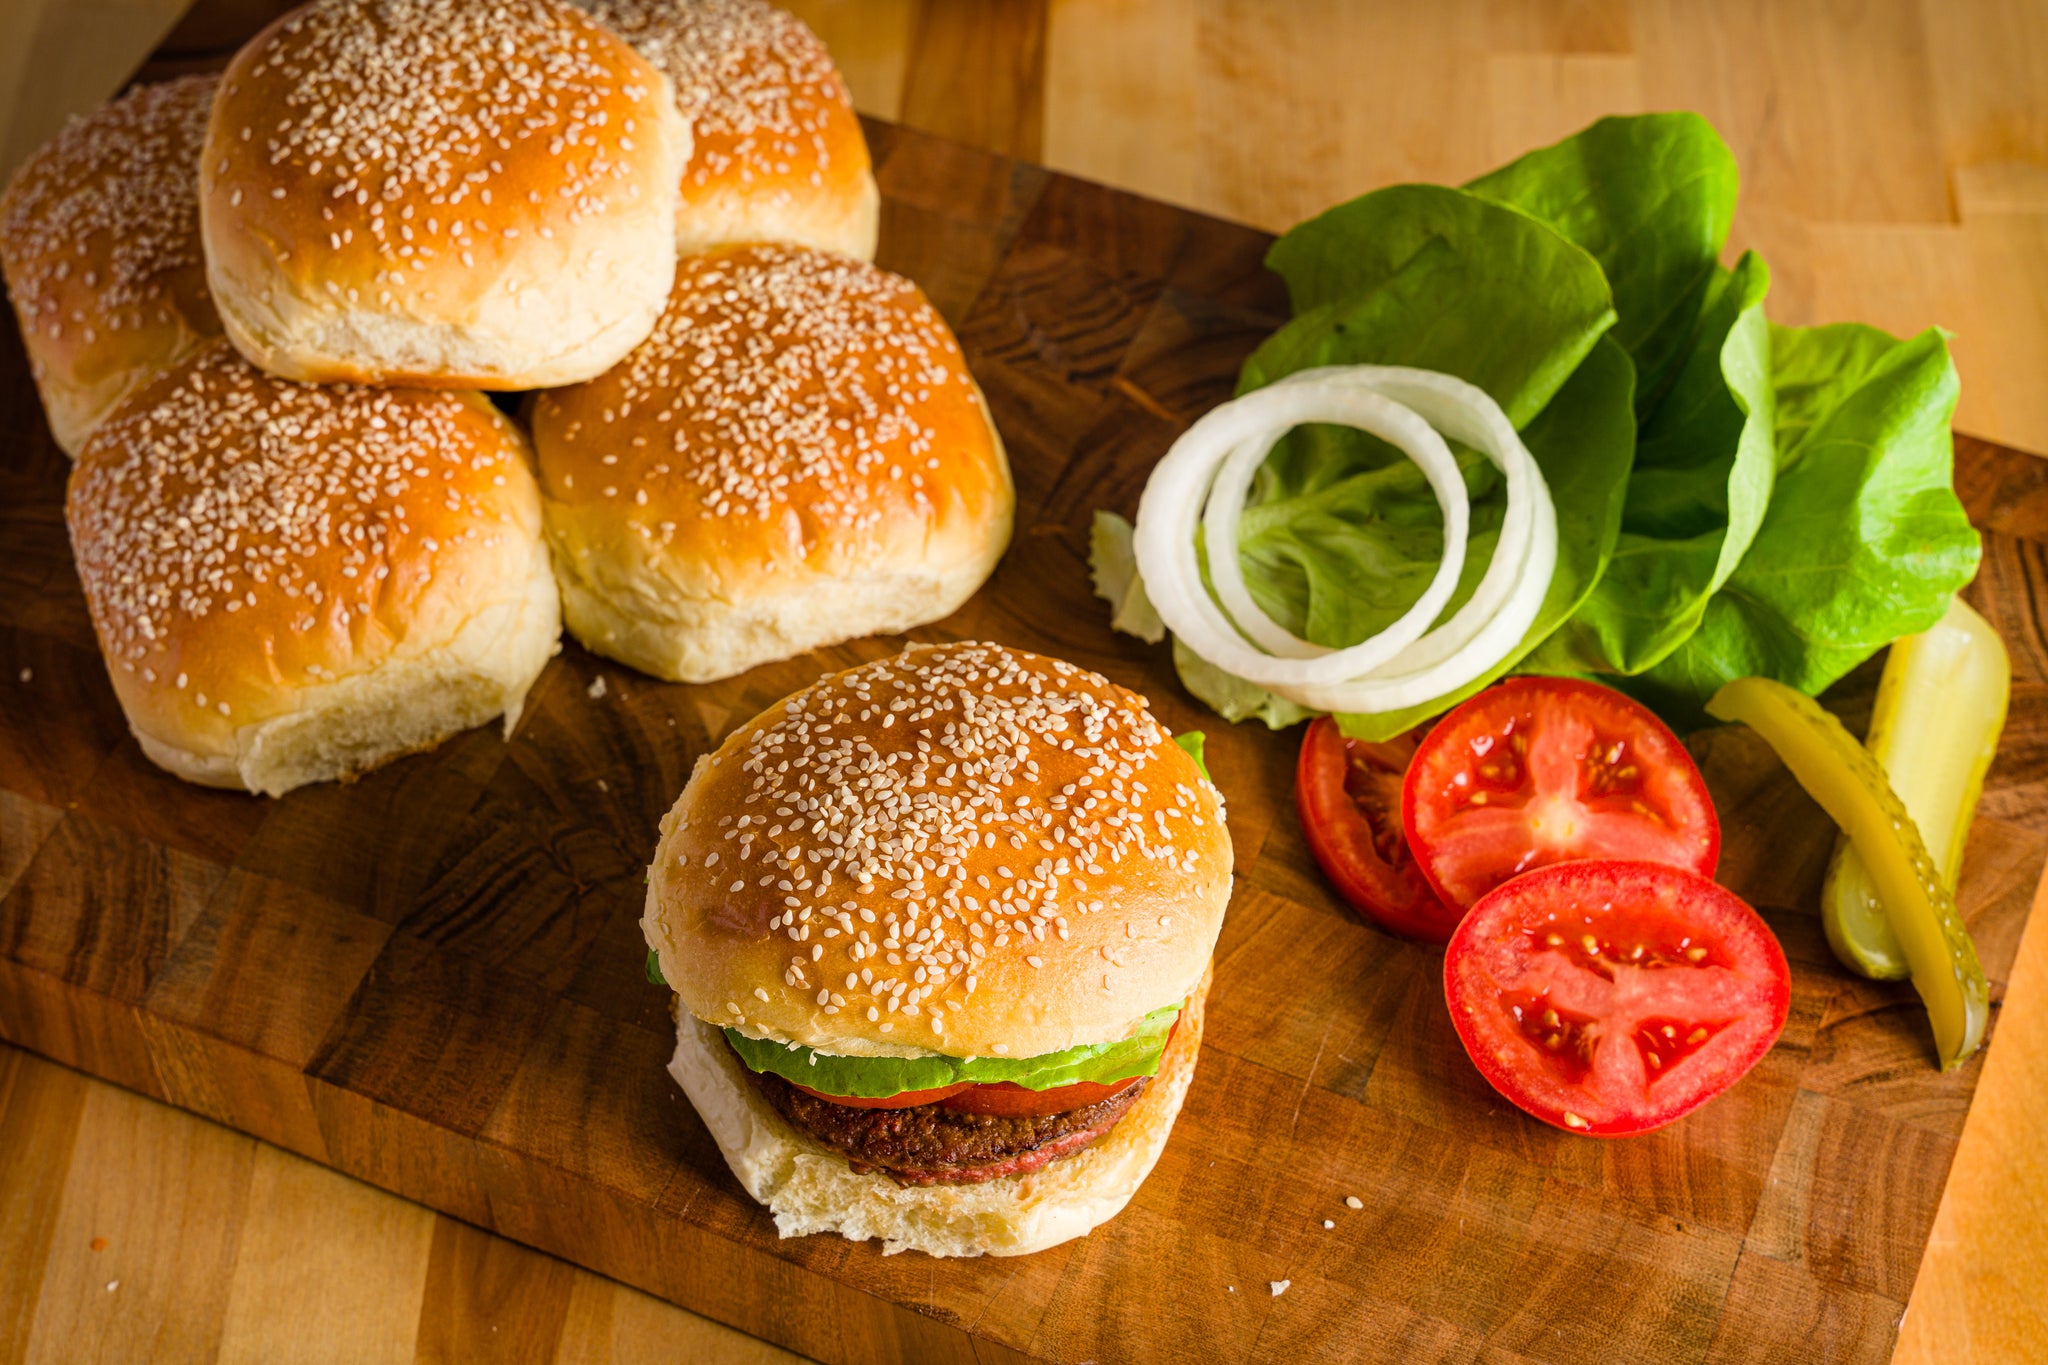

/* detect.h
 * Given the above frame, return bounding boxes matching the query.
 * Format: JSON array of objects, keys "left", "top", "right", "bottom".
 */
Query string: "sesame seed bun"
[
  {"left": 644, "top": 642, "right": 1232, "bottom": 1062},
  {"left": 531, "top": 244, "right": 1012, "bottom": 684},
  {"left": 0, "top": 76, "right": 223, "bottom": 458},
  {"left": 668, "top": 970, "right": 1208, "bottom": 1257},
  {"left": 67, "top": 340, "right": 561, "bottom": 796},
  {"left": 576, "top": 0, "right": 878, "bottom": 260},
  {"left": 199, "top": 0, "right": 689, "bottom": 389}
]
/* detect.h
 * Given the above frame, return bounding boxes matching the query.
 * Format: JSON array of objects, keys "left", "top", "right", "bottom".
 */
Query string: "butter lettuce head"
[
  {"left": 1097, "top": 111, "right": 1976, "bottom": 740},
  {"left": 725, "top": 1003, "right": 1183, "bottom": 1098},
  {"left": 1163, "top": 183, "right": 1635, "bottom": 738}
]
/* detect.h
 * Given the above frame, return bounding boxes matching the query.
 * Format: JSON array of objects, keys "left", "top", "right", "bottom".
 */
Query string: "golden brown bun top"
[
  {"left": 203, "top": 0, "right": 681, "bottom": 308},
  {"left": 645, "top": 642, "right": 1232, "bottom": 1061},
  {"left": 577, "top": 0, "right": 869, "bottom": 206},
  {"left": 0, "top": 77, "right": 221, "bottom": 412},
  {"left": 531, "top": 242, "right": 1002, "bottom": 578},
  {"left": 67, "top": 340, "right": 543, "bottom": 751}
]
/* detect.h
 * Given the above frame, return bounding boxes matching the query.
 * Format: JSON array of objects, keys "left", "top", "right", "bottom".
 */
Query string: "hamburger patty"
[{"left": 746, "top": 1066, "right": 1148, "bottom": 1187}]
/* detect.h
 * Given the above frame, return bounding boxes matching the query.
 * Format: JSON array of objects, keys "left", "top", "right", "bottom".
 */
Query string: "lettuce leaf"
[
  {"left": 1174, "top": 638, "right": 1313, "bottom": 729},
  {"left": 1090, "top": 510, "right": 1164, "bottom": 643},
  {"left": 1093, "top": 112, "right": 1972, "bottom": 741},
  {"left": 1152, "top": 183, "right": 1629, "bottom": 732},
  {"left": 1463, "top": 112, "right": 1738, "bottom": 415},
  {"left": 724, "top": 1003, "right": 1183, "bottom": 1098},
  {"left": 1628, "top": 323, "right": 1980, "bottom": 723},
  {"left": 1254, "top": 184, "right": 1616, "bottom": 426},
  {"left": 1528, "top": 252, "right": 1777, "bottom": 678},
  {"left": 1334, "top": 336, "right": 1636, "bottom": 740},
  {"left": 1172, "top": 730, "right": 1210, "bottom": 780}
]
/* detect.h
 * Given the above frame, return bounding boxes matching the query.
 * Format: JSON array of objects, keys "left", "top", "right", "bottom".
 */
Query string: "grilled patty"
[{"left": 746, "top": 1066, "right": 1148, "bottom": 1187}]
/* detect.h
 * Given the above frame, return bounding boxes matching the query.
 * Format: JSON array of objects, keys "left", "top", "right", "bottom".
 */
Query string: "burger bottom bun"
[
  {"left": 132, "top": 540, "right": 561, "bottom": 796},
  {"left": 667, "top": 972, "right": 1209, "bottom": 1258}
]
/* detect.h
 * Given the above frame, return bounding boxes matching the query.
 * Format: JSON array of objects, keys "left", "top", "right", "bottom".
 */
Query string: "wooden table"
[{"left": 3, "top": 4, "right": 2046, "bottom": 1362}]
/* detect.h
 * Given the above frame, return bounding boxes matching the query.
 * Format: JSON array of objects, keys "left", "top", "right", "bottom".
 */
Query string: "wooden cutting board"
[{"left": 3, "top": 117, "right": 2045, "bottom": 1365}]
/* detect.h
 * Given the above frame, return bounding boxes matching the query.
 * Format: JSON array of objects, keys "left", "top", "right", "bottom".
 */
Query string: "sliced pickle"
[
  {"left": 1706, "top": 675, "right": 1989, "bottom": 1071},
  {"left": 1822, "top": 598, "right": 2009, "bottom": 980}
]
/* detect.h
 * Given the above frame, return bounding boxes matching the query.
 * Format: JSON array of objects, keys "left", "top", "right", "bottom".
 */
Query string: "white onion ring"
[
  {"left": 1133, "top": 365, "right": 1558, "bottom": 715},
  {"left": 1137, "top": 384, "right": 1471, "bottom": 686}
]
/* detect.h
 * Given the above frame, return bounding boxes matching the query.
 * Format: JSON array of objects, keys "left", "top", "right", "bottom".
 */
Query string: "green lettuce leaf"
[
  {"left": 1529, "top": 251, "right": 1776, "bottom": 677},
  {"left": 1629, "top": 323, "right": 1980, "bottom": 723},
  {"left": 1173, "top": 639, "right": 1313, "bottom": 729},
  {"left": 1172, "top": 730, "right": 1210, "bottom": 780},
  {"left": 1463, "top": 112, "right": 1738, "bottom": 415},
  {"left": 1162, "top": 183, "right": 1626, "bottom": 732},
  {"left": 1334, "top": 336, "right": 1636, "bottom": 740},
  {"left": 1090, "top": 510, "right": 1165, "bottom": 643},
  {"left": 1254, "top": 183, "right": 1617, "bottom": 426},
  {"left": 645, "top": 950, "right": 667, "bottom": 986},
  {"left": 724, "top": 1003, "right": 1183, "bottom": 1098}
]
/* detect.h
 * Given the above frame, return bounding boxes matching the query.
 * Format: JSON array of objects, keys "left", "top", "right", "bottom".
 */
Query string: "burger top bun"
[
  {"left": 0, "top": 75, "right": 222, "bottom": 457},
  {"left": 576, "top": 0, "right": 878, "bottom": 259},
  {"left": 645, "top": 642, "right": 1232, "bottom": 1062},
  {"left": 200, "top": 0, "right": 688, "bottom": 388}
]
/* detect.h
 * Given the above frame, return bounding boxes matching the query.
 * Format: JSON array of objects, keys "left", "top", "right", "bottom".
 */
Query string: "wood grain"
[
  {"left": 3, "top": 101, "right": 2046, "bottom": 1360},
  {"left": 1, "top": 3, "right": 2045, "bottom": 1361}
]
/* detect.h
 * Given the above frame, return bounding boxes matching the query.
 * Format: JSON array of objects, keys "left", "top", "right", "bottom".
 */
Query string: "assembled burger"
[{"left": 644, "top": 641, "right": 1230, "bottom": 1257}]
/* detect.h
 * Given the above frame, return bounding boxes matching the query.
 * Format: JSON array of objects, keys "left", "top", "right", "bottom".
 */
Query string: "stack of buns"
[{"left": 2, "top": 0, "right": 1011, "bottom": 796}]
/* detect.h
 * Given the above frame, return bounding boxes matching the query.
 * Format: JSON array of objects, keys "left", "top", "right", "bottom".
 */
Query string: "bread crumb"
[
  {"left": 17, "top": 668, "right": 29, "bottom": 683},
  {"left": 1270, "top": 1280, "right": 1290, "bottom": 1297},
  {"left": 587, "top": 676, "right": 608, "bottom": 700}
]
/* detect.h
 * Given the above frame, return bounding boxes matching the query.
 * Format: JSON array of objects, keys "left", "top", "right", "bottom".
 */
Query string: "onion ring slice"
[
  {"left": 1136, "top": 384, "right": 1470, "bottom": 687},
  {"left": 1132, "top": 365, "right": 1559, "bottom": 716}
]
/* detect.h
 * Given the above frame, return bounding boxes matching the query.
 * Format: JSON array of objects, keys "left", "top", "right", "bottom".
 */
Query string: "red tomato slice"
[
  {"left": 1403, "top": 677, "right": 1719, "bottom": 910},
  {"left": 1296, "top": 716, "right": 1463, "bottom": 943},
  {"left": 939, "top": 1074, "right": 1142, "bottom": 1117},
  {"left": 1444, "top": 859, "right": 1789, "bottom": 1136},
  {"left": 789, "top": 1080, "right": 971, "bottom": 1109}
]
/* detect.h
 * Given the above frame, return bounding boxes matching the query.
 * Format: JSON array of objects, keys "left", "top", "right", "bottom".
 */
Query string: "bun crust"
[
  {"left": 200, "top": 0, "right": 687, "bottom": 388},
  {"left": 645, "top": 642, "right": 1231, "bottom": 1060},
  {"left": 576, "top": 0, "right": 878, "bottom": 259},
  {"left": 0, "top": 76, "right": 223, "bottom": 457},
  {"left": 67, "top": 341, "right": 560, "bottom": 795},
  {"left": 532, "top": 244, "right": 1012, "bottom": 683},
  {"left": 668, "top": 972, "right": 1207, "bottom": 1257}
]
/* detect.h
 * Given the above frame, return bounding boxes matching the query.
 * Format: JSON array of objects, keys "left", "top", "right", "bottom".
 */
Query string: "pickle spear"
[
  {"left": 1821, "top": 598, "right": 2009, "bottom": 980},
  {"left": 1706, "top": 675, "right": 1989, "bottom": 1070}
]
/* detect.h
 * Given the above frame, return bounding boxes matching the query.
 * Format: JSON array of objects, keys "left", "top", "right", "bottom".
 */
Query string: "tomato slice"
[
  {"left": 1443, "top": 859, "right": 1789, "bottom": 1136},
  {"left": 1296, "top": 716, "right": 1463, "bottom": 943},
  {"left": 940, "top": 1074, "right": 1143, "bottom": 1117},
  {"left": 789, "top": 1080, "right": 971, "bottom": 1109},
  {"left": 1403, "top": 677, "right": 1720, "bottom": 910}
]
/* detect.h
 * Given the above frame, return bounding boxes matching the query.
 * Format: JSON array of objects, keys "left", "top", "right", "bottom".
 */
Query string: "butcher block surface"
[{"left": 3, "top": 119, "right": 2046, "bottom": 1365}]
